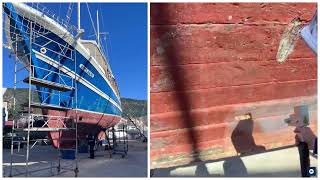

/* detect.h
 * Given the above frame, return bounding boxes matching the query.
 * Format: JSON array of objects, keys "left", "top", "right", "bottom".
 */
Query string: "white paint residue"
[{"left": 276, "top": 18, "right": 302, "bottom": 64}]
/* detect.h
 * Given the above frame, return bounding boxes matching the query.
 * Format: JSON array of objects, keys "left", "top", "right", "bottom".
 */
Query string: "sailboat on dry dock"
[{"left": 3, "top": 2, "right": 122, "bottom": 148}]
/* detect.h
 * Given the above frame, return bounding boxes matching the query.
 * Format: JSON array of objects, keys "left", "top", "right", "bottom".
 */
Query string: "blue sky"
[{"left": 2, "top": 3, "right": 148, "bottom": 100}]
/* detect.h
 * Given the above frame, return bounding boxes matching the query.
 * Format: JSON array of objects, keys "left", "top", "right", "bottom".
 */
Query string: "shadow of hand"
[{"left": 294, "top": 127, "right": 316, "bottom": 150}]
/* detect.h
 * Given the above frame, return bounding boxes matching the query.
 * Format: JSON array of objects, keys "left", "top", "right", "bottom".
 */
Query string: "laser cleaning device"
[
  {"left": 285, "top": 105, "right": 311, "bottom": 177},
  {"left": 278, "top": 10, "right": 317, "bottom": 177}
]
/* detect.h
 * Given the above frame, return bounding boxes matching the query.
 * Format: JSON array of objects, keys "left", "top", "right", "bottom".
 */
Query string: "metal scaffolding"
[
  {"left": 106, "top": 125, "right": 128, "bottom": 158},
  {"left": 3, "top": 4, "right": 79, "bottom": 177}
]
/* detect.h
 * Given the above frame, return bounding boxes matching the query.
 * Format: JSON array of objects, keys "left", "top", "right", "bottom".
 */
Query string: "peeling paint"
[
  {"left": 151, "top": 3, "right": 317, "bottom": 169},
  {"left": 152, "top": 146, "right": 225, "bottom": 167},
  {"left": 224, "top": 24, "right": 234, "bottom": 31},
  {"left": 152, "top": 67, "right": 175, "bottom": 92},
  {"left": 156, "top": 46, "right": 165, "bottom": 55},
  {"left": 276, "top": 18, "right": 302, "bottom": 63}
]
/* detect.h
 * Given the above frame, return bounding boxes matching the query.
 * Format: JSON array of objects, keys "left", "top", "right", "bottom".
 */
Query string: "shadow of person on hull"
[
  {"left": 223, "top": 114, "right": 266, "bottom": 177},
  {"left": 151, "top": 4, "right": 261, "bottom": 177}
]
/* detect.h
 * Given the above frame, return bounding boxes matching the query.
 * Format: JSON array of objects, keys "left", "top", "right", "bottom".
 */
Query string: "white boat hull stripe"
[
  {"left": 10, "top": 3, "right": 120, "bottom": 100},
  {"left": 33, "top": 50, "right": 122, "bottom": 112}
]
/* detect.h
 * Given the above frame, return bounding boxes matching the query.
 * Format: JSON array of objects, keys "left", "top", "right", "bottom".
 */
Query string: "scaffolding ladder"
[{"left": 3, "top": 6, "right": 79, "bottom": 176}]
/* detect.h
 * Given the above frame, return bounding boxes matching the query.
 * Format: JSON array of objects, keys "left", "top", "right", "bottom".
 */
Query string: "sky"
[{"left": 2, "top": 3, "right": 148, "bottom": 100}]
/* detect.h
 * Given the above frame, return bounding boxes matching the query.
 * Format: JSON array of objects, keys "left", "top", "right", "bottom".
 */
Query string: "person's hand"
[{"left": 294, "top": 126, "right": 316, "bottom": 150}]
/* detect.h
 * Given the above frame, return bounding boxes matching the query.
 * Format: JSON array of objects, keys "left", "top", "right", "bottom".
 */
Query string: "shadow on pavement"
[
  {"left": 151, "top": 145, "right": 296, "bottom": 177},
  {"left": 222, "top": 114, "right": 266, "bottom": 177}
]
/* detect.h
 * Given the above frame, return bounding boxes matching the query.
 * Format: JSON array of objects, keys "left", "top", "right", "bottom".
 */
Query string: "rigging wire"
[
  {"left": 98, "top": 4, "right": 112, "bottom": 67},
  {"left": 98, "top": 4, "right": 108, "bottom": 59},
  {"left": 58, "top": 3, "right": 61, "bottom": 18},
  {"left": 64, "top": 3, "right": 75, "bottom": 33},
  {"left": 85, "top": 3, "right": 97, "bottom": 41},
  {"left": 86, "top": 3, "right": 107, "bottom": 61},
  {"left": 84, "top": 3, "right": 114, "bottom": 77},
  {"left": 98, "top": 6, "right": 106, "bottom": 48}
]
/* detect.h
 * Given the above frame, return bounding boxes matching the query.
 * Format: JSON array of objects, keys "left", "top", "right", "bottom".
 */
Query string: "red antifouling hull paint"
[
  {"left": 47, "top": 109, "right": 120, "bottom": 148},
  {"left": 150, "top": 3, "right": 317, "bottom": 168}
]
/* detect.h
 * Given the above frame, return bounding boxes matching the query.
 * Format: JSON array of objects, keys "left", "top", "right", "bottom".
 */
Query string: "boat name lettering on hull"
[{"left": 80, "top": 64, "right": 94, "bottom": 78}]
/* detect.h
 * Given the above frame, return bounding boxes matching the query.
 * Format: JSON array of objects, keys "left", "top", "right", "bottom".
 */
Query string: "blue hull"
[{"left": 4, "top": 3, "right": 122, "bottom": 118}]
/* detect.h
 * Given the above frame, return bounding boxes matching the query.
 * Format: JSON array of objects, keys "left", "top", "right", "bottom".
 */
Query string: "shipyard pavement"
[
  {"left": 2, "top": 140, "right": 147, "bottom": 177},
  {"left": 152, "top": 146, "right": 318, "bottom": 177}
]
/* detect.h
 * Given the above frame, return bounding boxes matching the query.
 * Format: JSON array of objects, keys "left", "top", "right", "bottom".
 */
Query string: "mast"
[
  {"left": 78, "top": 2, "right": 81, "bottom": 30},
  {"left": 75, "top": 2, "right": 84, "bottom": 41},
  {"left": 97, "top": 10, "right": 100, "bottom": 46}
]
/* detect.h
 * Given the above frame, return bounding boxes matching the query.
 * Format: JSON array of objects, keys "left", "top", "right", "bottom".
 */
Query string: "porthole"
[{"left": 40, "top": 47, "right": 47, "bottom": 54}]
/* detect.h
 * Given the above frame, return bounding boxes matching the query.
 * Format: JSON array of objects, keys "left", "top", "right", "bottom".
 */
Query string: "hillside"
[
  {"left": 3, "top": 88, "right": 147, "bottom": 118},
  {"left": 3, "top": 88, "right": 41, "bottom": 116},
  {"left": 121, "top": 98, "right": 147, "bottom": 118}
]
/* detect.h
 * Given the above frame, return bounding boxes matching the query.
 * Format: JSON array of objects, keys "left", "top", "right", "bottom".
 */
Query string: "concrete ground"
[
  {"left": 152, "top": 146, "right": 318, "bottom": 177},
  {"left": 2, "top": 140, "right": 147, "bottom": 177}
]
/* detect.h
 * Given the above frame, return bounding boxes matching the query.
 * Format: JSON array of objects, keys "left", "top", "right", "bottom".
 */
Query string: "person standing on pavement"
[{"left": 87, "top": 133, "right": 96, "bottom": 159}]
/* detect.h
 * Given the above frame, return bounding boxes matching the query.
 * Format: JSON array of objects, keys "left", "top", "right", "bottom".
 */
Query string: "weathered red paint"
[
  {"left": 151, "top": 3, "right": 316, "bottom": 25},
  {"left": 47, "top": 109, "right": 120, "bottom": 148},
  {"left": 151, "top": 59, "right": 317, "bottom": 93},
  {"left": 150, "top": 3, "right": 317, "bottom": 169},
  {"left": 151, "top": 26, "right": 315, "bottom": 66},
  {"left": 151, "top": 80, "right": 316, "bottom": 114},
  {"left": 151, "top": 96, "right": 317, "bottom": 132}
]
